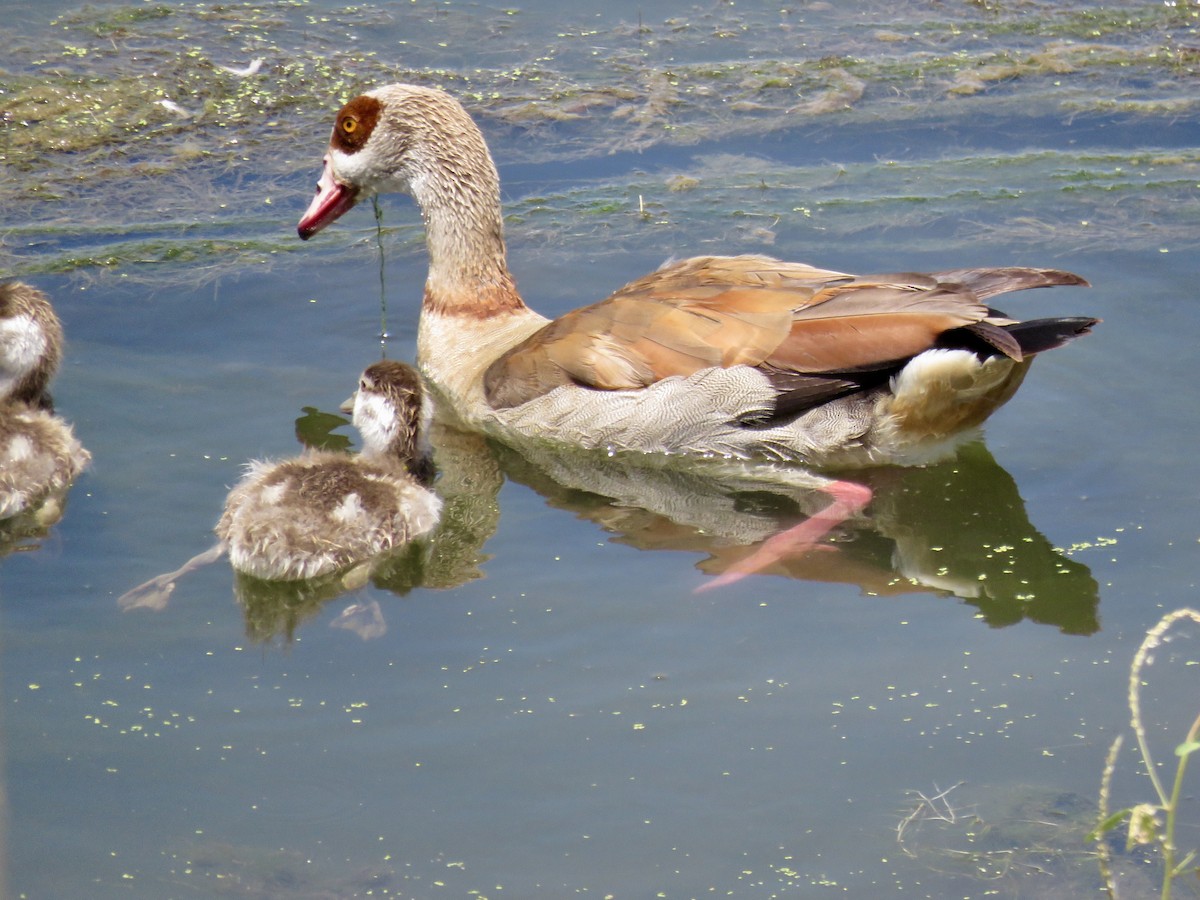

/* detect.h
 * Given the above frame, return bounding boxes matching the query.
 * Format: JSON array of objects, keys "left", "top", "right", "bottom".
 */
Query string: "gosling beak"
[
  {"left": 298, "top": 155, "right": 359, "bottom": 240},
  {"left": 339, "top": 392, "right": 356, "bottom": 414}
]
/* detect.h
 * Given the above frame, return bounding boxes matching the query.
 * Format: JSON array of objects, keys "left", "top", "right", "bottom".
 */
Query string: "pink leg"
[{"left": 695, "top": 480, "right": 873, "bottom": 593}]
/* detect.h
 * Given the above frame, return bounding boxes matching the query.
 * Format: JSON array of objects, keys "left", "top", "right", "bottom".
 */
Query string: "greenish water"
[{"left": 2, "top": 1, "right": 1200, "bottom": 897}]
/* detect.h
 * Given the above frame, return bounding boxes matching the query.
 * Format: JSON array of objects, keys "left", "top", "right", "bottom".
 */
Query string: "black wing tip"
[{"left": 1006, "top": 315, "right": 1100, "bottom": 355}]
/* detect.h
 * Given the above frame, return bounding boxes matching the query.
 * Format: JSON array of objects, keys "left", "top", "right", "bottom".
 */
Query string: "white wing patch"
[
  {"left": 2, "top": 434, "right": 36, "bottom": 463},
  {"left": 260, "top": 481, "right": 288, "bottom": 506},
  {"left": 332, "top": 492, "right": 367, "bottom": 523}
]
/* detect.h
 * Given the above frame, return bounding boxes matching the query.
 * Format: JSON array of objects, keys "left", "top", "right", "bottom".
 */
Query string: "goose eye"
[{"left": 330, "top": 96, "right": 380, "bottom": 153}]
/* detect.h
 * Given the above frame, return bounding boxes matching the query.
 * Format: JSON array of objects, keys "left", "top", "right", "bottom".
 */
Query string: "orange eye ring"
[{"left": 341, "top": 116, "right": 358, "bottom": 134}]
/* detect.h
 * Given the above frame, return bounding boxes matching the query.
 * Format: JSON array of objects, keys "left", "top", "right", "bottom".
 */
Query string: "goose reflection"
[
  {"left": 486, "top": 439, "right": 1099, "bottom": 635},
  {"left": 297, "top": 412, "right": 1098, "bottom": 637}
]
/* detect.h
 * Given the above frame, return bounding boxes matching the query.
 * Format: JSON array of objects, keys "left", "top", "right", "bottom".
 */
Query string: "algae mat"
[{"left": 1, "top": 0, "right": 1197, "bottom": 278}]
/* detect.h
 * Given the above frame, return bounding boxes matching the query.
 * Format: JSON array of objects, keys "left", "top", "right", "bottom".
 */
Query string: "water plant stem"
[
  {"left": 1127, "top": 613, "right": 1176, "bottom": 808},
  {"left": 1095, "top": 607, "right": 1200, "bottom": 900},
  {"left": 1163, "top": 710, "right": 1200, "bottom": 892},
  {"left": 373, "top": 195, "right": 388, "bottom": 353},
  {"left": 1096, "top": 733, "right": 1123, "bottom": 895}
]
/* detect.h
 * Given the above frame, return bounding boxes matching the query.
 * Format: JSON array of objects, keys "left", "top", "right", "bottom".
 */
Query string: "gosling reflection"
[
  {"left": 491, "top": 440, "right": 1099, "bottom": 635},
  {"left": 228, "top": 540, "right": 429, "bottom": 643}
]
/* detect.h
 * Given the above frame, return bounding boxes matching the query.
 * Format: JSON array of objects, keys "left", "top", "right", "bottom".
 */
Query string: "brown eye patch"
[{"left": 330, "top": 94, "right": 381, "bottom": 154}]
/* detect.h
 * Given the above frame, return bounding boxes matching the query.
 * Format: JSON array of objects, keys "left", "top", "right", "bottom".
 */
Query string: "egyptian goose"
[
  {"left": 217, "top": 359, "right": 441, "bottom": 581},
  {"left": 298, "top": 84, "right": 1094, "bottom": 470},
  {"left": 0, "top": 282, "right": 90, "bottom": 522},
  {"left": 297, "top": 85, "right": 1095, "bottom": 577}
]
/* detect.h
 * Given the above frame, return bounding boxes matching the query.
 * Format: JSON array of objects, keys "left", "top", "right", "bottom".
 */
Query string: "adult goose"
[
  {"left": 298, "top": 84, "right": 1095, "bottom": 471},
  {"left": 297, "top": 85, "right": 1096, "bottom": 579},
  {"left": 0, "top": 282, "right": 90, "bottom": 523}
]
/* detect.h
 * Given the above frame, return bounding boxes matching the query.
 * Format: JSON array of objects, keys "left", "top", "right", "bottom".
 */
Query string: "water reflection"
[
  {"left": 486, "top": 436, "right": 1099, "bottom": 635},
  {"left": 374, "top": 412, "right": 1099, "bottom": 636},
  {"left": 0, "top": 501, "right": 71, "bottom": 558},
  {"left": 232, "top": 542, "right": 428, "bottom": 643},
  {"left": 120, "top": 401, "right": 1097, "bottom": 641}
]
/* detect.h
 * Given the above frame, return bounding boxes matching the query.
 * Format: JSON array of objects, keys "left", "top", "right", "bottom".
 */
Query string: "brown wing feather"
[
  {"left": 932, "top": 266, "right": 1089, "bottom": 301},
  {"left": 485, "top": 289, "right": 800, "bottom": 407},
  {"left": 611, "top": 255, "right": 853, "bottom": 299},
  {"left": 482, "top": 255, "right": 1087, "bottom": 410},
  {"left": 766, "top": 283, "right": 988, "bottom": 372}
]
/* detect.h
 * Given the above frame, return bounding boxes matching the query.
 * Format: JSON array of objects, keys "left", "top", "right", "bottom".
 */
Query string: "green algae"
[
  {"left": 0, "top": 0, "right": 1197, "bottom": 280},
  {"left": 488, "top": 146, "right": 1200, "bottom": 259}
]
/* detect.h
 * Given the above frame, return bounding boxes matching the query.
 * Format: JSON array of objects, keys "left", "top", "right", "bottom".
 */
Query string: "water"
[{"left": 3, "top": 1, "right": 1200, "bottom": 897}]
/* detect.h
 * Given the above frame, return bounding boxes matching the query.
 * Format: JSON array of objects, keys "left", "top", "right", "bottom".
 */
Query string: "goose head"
[
  {"left": 0, "top": 282, "right": 64, "bottom": 408},
  {"left": 298, "top": 84, "right": 518, "bottom": 316},
  {"left": 298, "top": 83, "right": 501, "bottom": 241}
]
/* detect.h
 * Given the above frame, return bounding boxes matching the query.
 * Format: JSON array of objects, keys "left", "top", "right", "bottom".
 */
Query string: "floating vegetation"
[
  {"left": 0, "top": 0, "right": 1197, "bottom": 280},
  {"left": 165, "top": 839, "right": 396, "bottom": 898},
  {"left": 893, "top": 780, "right": 1127, "bottom": 894},
  {"left": 500, "top": 147, "right": 1200, "bottom": 260}
]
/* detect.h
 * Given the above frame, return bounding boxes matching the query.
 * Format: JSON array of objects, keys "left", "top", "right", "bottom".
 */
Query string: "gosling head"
[{"left": 0, "top": 282, "right": 64, "bottom": 408}]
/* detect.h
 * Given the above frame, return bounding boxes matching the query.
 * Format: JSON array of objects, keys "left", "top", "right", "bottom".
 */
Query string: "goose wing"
[{"left": 482, "top": 255, "right": 1085, "bottom": 411}]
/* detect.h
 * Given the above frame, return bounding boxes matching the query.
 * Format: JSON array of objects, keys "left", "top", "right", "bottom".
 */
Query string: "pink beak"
[{"left": 298, "top": 155, "right": 360, "bottom": 240}]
